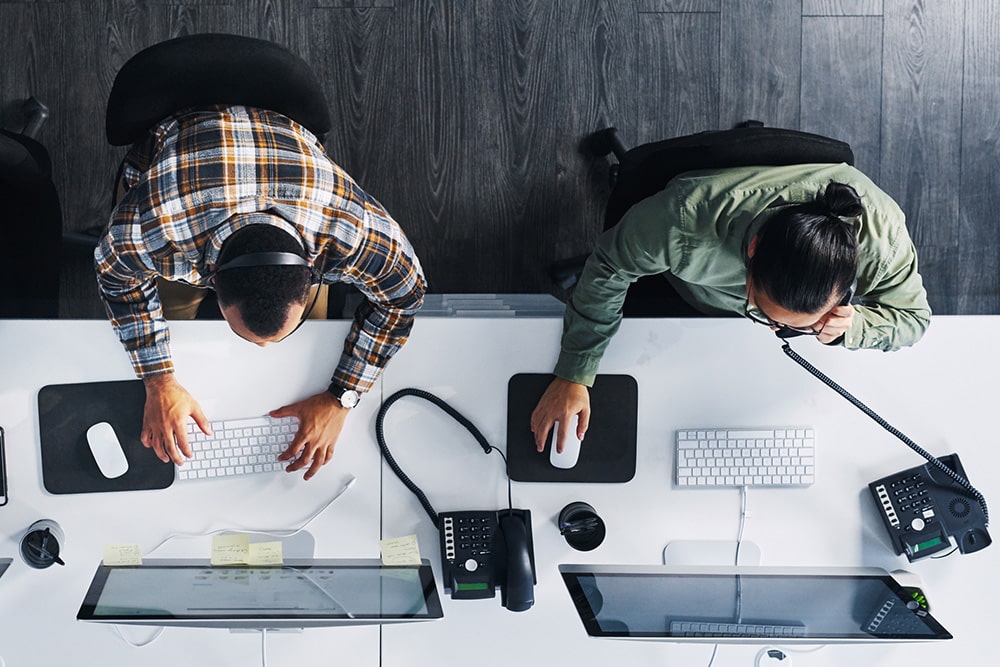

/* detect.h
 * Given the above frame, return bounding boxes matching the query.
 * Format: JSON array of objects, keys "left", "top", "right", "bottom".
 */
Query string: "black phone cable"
[
  {"left": 781, "top": 340, "right": 988, "bottom": 525},
  {"left": 375, "top": 387, "right": 513, "bottom": 525}
]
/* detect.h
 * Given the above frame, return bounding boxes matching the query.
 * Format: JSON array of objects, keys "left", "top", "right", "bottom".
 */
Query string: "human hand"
[
  {"left": 141, "top": 373, "right": 211, "bottom": 465},
  {"left": 270, "top": 392, "right": 350, "bottom": 481},
  {"left": 529, "top": 377, "right": 590, "bottom": 454},
  {"left": 816, "top": 304, "right": 854, "bottom": 344}
]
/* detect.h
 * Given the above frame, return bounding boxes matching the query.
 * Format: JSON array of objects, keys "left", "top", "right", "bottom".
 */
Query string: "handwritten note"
[
  {"left": 102, "top": 543, "right": 142, "bottom": 566},
  {"left": 380, "top": 534, "right": 422, "bottom": 566},
  {"left": 211, "top": 533, "right": 250, "bottom": 565},
  {"left": 248, "top": 541, "right": 283, "bottom": 566}
]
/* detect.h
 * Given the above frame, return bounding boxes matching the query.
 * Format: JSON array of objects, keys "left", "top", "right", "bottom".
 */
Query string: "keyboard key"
[{"left": 675, "top": 427, "right": 816, "bottom": 488}]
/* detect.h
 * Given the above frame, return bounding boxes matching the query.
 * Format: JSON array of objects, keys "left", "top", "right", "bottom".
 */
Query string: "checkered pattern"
[{"left": 96, "top": 105, "right": 424, "bottom": 392}]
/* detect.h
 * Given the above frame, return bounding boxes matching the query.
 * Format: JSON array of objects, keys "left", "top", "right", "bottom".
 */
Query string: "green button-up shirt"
[{"left": 555, "top": 163, "right": 931, "bottom": 386}]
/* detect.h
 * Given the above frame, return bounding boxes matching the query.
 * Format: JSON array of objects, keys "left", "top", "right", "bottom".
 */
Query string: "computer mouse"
[
  {"left": 86, "top": 421, "right": 129, "bottom": 479},
  {"left": 549, "top": 417, "right": 582, "bottom": 469}
]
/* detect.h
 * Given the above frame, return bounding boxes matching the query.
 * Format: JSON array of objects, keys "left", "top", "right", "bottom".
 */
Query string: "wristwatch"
[{"left": 327, "top": 383, "right": 361, "bottom": 409}]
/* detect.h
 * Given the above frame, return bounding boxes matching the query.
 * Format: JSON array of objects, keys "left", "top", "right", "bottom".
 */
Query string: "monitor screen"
[
  {"left": 560, "top": 565, "right": 951, "bottom": 643},
  {"left": 78, "top": 558, "right": 443, "bottom": 629}
]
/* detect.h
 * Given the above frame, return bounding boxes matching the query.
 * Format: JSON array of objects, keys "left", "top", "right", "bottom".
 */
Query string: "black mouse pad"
[
  {"left": 506, "top": 373, "right": 637, "bottom": 483},
  {"left": 38, "top": 380, "right": 175, "bottom": 494}
]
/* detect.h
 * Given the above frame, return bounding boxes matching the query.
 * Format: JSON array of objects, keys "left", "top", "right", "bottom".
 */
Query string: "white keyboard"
[
  {"left": 177, "top": 416, "right": 299, "bottom": 481},
  {"left": 675, "top": 427, "right": 816, "bottom": 488}
]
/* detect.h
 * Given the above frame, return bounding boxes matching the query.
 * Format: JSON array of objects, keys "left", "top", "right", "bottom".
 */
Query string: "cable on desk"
[
  {"left": 375, "top": 388, "right": 513, "bottom": 524},
  {"left": 143, "top": 474, "right": 356, "bottom": 556},
  {"left": 260, "top": 628, "right": 268, "bottom": 667},
  {"left": 111, "top": 624, "right": 165, "bottom": 648}
]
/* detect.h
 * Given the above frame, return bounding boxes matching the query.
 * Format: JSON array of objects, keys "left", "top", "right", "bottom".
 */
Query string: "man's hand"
[
  {"left": 142, "top": 373, "right": 211, "bottom": 465},
  {"left": 816, "top": 304, "right": 854, "bottom": 345},
  {"left": 270, "top": 391, "right": 350, "bottom": 481},
  {"left": 529, "top": 377, "right": 590, "bottom": 454}
]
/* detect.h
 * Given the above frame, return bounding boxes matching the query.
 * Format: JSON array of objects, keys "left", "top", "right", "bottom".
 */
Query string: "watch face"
[{"left": 340, "top": 389, "right": 360, "bottom": 409}]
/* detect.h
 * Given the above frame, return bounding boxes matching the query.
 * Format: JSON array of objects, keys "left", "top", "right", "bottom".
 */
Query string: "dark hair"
[
  {"left": 214, "top": 223, "right": 312, "bottom": 337},
  {"left": 747, "top": 182, "right": 861, "bottom": 314}
]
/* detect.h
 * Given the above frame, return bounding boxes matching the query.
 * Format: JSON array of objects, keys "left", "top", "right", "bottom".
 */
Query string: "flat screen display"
[
  {"left": 560, "top": 565, "right": 951, "bottom": 642},
  {"left": 78, "top": 558, "right": 443, "bottom": 629}
]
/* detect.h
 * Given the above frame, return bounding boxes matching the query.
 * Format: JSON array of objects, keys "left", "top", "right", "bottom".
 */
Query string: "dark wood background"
[{"left": 2, "top": 0, "right": 997, "bottom": 318}]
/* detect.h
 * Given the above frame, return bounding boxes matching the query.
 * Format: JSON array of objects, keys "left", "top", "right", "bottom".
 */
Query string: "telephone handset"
[
  {"left": 439, "top": 509, "right": 535, "bottom": 611},
  {"left": 376, "top": 388, "right": 536, "bottom": 612}
]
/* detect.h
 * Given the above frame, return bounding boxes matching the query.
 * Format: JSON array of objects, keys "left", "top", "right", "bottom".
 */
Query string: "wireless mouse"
[
  {"left": 549, "top": 417, "right": 582, "bottom": 469},
  {"left": 86, "top": 421, "right": 129, "bottom": 479}
]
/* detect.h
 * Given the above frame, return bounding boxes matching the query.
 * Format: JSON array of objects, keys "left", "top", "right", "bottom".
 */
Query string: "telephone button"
[
  {"left": 911, "top": 518, "right": 926, "bottom": 531},
  {"left": 464, "top": 558, "right": 479, "bottom": 572}
]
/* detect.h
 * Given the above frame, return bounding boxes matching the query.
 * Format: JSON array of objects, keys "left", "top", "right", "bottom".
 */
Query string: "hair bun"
[{"left": 822, "top": 182, "right": 864, "bottom": 219}]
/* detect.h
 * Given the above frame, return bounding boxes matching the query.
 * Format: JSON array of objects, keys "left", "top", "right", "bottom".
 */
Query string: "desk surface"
[{"left": 2, "top": 316, "right": 998, "bottom": 666}]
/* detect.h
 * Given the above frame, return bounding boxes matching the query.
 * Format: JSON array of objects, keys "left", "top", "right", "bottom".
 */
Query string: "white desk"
[
  {"left": 1, "top": 317, "right": 998, "bottom": 666},
  {"left": 379, "top": 316, "right": 999, "bottom": 667},
  {"left": 0, "top": 320, "right": 382, "bottom": 667}
]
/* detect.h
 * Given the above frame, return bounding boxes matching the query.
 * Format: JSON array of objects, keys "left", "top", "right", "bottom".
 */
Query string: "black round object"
[{"left": 558, "top": 502, "right": 606, "bottom": 552}]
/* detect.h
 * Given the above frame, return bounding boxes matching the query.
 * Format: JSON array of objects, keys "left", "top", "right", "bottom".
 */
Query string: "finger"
[
  {"left": 285, "top": 447, "right": 313, "bottom": 472},
  {"left": 269, "top": 405, "right": 295, "bottom": 419},
  {"left": 163, "top": 435, "right": 186, "bottom": 466},
  {"left": 577, "top": 409, "right": 591, "bottom": 440},
  {"left": 278, "top": 430, "right": 307, "bottom": 462},
  {"left": 174, "top": 427, "right": 193, "bottom": 459},
  {"left": 555, "top": 420, "right": 566, "bottom": 454},
  {"left": 150, "top": 436, "right": 169, "bottom": 463},
  {"left": 192, "top": 405, "right": 212, "bottom": 436},
  {"left": 303, "top": 452, "right": 328, "bottom": 481},
  {"left": 534, "top": 420, "right": 552, "bottom": 453}
]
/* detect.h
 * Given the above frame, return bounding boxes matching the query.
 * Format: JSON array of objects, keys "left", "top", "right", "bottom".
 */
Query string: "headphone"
[{"left": 206, "top": 252, "right": 323, "bottom": 283}]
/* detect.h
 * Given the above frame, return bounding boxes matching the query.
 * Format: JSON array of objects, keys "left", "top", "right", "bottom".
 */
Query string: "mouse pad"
[
  {"left": 38, "top": 380, "right": 175, "bottom": 494},
  {"left": 506, "top": 373, "right": 637, "bottom": 483}
]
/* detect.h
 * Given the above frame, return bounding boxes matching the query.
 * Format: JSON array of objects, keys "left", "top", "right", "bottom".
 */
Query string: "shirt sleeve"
[
  {"left": 94, "top": 214, "right": 175, "bottom": 378},
  {"left": 554, "top": 199, "right": 674, "bottom": 386},
  {"left": 328, "top": 211, "right": 426, "bottom": 394}
]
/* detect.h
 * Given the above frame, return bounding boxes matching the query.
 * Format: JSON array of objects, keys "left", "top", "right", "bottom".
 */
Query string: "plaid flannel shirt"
[{"left": 95, "top": 105, "right": 425, "bottom": 393}]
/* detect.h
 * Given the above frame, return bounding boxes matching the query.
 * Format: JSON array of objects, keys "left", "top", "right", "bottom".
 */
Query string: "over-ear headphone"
[{"left": 206, "top": 252, "right": 322, "bottom": 283}]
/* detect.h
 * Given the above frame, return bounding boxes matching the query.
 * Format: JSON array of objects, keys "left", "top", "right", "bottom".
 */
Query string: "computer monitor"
[
  {"left": 77, "top": 558, "right": 443, "bottom": 630},
  {"left": 560, "top": 564, "right": 951, "bottom": 643}
]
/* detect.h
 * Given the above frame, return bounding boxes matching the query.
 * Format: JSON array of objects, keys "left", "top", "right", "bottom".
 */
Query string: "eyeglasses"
[{"left": 743, "top": 300, "right": 822, "bottom": 336}]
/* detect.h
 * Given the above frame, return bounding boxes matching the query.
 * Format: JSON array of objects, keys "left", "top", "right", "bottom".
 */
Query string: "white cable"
[
  {"left": 144, "top": 474, "right": 357, "bottom": 556},
  {"left": 260, "top": 628, "right": 268, "bottom": 667},
  {"left": 111, "top": 624, "right": 165, "bottom": 648}
]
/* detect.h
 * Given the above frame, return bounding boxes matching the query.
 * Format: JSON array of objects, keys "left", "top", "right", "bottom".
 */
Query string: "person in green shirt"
[{"left": 531, "top": 163, "right": 931, "bottom": 454}]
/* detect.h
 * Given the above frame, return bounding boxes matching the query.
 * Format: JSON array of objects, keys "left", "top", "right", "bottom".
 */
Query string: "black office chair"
[
  {"left": 106, "top": 33, "right": 331, "bottom": 147},
  {"left": 550, "top": 122, "right": 855, "bottom": 316},
  {"left": 0, "top": 97, "right": 62, "bottom": 318}
]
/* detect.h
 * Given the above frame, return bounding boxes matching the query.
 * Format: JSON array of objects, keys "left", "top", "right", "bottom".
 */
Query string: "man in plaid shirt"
[{"left": 96, "top": 105, "right": 425, "bottom": 480}]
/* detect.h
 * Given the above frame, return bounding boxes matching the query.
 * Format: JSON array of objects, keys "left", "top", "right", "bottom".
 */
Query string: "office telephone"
[
  {"left": 869, "top": 453, "right": 991, "bottom": 562},
  {"left": 376, "top": 388, "right": 536, "bottom": 612},
  {"left": 781, "top": 340, "right": 991, "bottom": 561}
]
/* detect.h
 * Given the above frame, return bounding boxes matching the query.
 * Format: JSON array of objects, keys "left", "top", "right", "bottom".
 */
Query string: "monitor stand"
[{"left": 662, "top": 540, "right": 761, "bottom": 566}]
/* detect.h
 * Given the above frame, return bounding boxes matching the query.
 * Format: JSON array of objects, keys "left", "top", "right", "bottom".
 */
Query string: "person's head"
[
  {"left": 746, "top": 181, "right": 861, "bottom": 327},
  {"left": 213, "top": 223, "right": 313, "bottom": 345}
]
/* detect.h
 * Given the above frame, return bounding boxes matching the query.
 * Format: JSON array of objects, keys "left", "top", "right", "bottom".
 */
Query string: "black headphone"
[{"left": 206, "top": 252, "right": 323, "bottom": 283}]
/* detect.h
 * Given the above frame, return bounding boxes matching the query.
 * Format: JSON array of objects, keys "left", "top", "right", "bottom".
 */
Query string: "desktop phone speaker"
[{"left": 868, "top": 453, "right": 991, "bottom": 562}]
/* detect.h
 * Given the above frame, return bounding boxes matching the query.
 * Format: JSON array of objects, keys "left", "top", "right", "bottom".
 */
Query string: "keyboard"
[
  {"left": 177, "top": 416, "right": 299, "bottom": 481},
  {"left": 674, "top": 427, "right": 815, "bottom": 488},
  {"left": 670, "top": 619, "right": 806, "bottom": 638}
]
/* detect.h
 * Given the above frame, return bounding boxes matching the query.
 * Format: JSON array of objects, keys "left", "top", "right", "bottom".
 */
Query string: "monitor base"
[{"left": 662, "top": 540, "right": 761, "bottom": 566}]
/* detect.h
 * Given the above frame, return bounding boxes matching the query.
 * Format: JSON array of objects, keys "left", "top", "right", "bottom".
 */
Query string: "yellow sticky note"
[
  {"left": 103, "top": 543, "right": 142, "bottom": 566},
  {"left": 248, "top": 541, "right": 283, "bottom": 566},
  {"left": 211, "top": 533, "right": 250, "bottom": 565},
  {"left": 380, "top": 534, "right": 422, "bottom": 566}
]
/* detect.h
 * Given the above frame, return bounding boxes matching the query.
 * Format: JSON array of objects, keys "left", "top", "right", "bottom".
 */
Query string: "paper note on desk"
[
  {"left": 381, "top": 534, "right": 421, "bottom": 566},
  {"left": 248, "top": 541, "right": 283, "bottom": 566},
  {"left": 211, "top": 534, "right": 251, "bottom": 565},
  {"left": 103, "top": 543, "right": 142, "bottom": 566}
]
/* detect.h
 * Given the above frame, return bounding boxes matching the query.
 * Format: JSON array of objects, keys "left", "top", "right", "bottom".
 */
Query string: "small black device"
[
  {"left": 781, "top": 340, "right": 990, "bottom": 561},
  {"left": 376, "top": 388, "right": 536, "bottom": 612},
  {"left": 868, "top": 454, "right": 991, "bottom": 562},
  {"left": 0, "top": 426, "right": 8, "bottom": 506},
  {"left": 438, "top": 509, "right": 535, "bottom": 611}
]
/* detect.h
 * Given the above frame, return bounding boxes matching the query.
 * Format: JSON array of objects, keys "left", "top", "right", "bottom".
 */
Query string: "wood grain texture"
[
  {"left": 800, "top": 16, "right": 882, "bottom": 173},
  {"left": 719, "top": 0, "right": 801, "bottom": 129},
  {"left": 1, "top": 0, "right": 998, "bottom": 317},
  {"left": 957, "top": 0, "right": 1000, "bottom": 314},
  {"left": 880, "top": 0, "right": 963, "bottom": 250}
]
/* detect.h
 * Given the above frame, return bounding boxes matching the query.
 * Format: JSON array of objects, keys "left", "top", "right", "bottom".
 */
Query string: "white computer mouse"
[
  {"left": 86, "top": 421, "right": 129, "bottom": 479},
  {"left": 549, "top": 417, "right": 583, "bottom": 469}
]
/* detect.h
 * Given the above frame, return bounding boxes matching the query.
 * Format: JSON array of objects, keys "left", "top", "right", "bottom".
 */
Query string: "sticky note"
[
  {"left": 103, "top": 543, "right": 142, "bottom": 566},
  {"left": 380, "top": 534, "right": 422, "bottom": 566},
  {"left": 211, "top": 533, "right": 250, "bottom": 565},
  {"left": 248, "top": 541, "right": 283, "bottom": 566}
]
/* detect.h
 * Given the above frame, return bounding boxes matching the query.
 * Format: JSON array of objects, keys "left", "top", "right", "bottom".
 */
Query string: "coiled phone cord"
[
  {"left": 375, "top": 388, "right": 513, "bottom": 525},
  {"left": 782, "top": 341, "right": 989, "bottom": 525}
]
